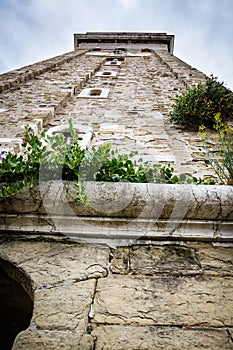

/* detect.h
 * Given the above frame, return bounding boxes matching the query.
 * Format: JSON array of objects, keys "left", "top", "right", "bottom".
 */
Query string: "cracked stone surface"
[
  {"left": 32, "top": 279, "right": 95, "bottom": 331},
  {"left": 1, "top": 182, "right": 232, "bottom": 244},
  {"left": 129, "top": 244, "right": 202, "bottom": 275},
  {"left": 190, "top": 243, "right": 233, "bottom": 276},
  {"left": 2, "top": 241, "right": 231, "bottom": 349},
  {"left": 12, "top": 329, "right": 93, "bottom": 350},
  {"left": 111, "top": 243, "right": 233, "bottom": 276},
  {"left": 15, "top": 243, "right": 109, "bottom": 289},
  {"left": 92, "top": 325, "right": 233, "bottom": 350},
  {"left": 93, "top": 274, "right": 233, "bottom": 327},
  {"left": 110, "top": 247, "right": 130, "bottom": 274},
  {"left": 0, "top": 240, "right": 67, "bottom": 265}
]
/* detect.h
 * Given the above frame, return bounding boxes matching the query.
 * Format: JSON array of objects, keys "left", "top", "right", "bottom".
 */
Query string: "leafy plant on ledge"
[
  {"left": 199, "top": 113, "right": 233, "bottom": 185},
  {"left": 0, "top": 120, "right": 211, "bottom": 203},
  {"left": 169, "top": 75, "right": 233, "bottom": 130}
]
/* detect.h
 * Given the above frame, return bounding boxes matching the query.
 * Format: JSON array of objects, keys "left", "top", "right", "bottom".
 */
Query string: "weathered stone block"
[
  {"left": 92, "top": 325, "right": 233, "bottom": 350},
  {"left": 129, "top": 244, "right": 202, "bottom": 275},
  {"left": 93, "top": 275, "right": 233, "bottom": 327},
  {"left": 19, "top": 244, "right": 109, "bottom": 288},
  {"left": 189, "top": 243, "right": 233, "bottom": 276},
  {"left": 12, "top": 329, "right": 93, "bottom": 350},
  {"left": 32, "top": 279, "right": 95, "bottom": 331},
  {"left": 0, "top": 240, "right": 67, "bottom": 265},
  {"left": 110, "top": 247, "right": 130, "bottom": 274}
]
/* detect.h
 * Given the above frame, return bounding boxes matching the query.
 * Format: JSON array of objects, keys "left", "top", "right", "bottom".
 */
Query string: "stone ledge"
[{"left": 0, "top": 182, "right": 232, "bottom": 246}]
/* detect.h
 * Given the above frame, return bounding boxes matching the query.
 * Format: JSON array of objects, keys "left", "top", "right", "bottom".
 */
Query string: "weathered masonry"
[{"left": 0, "top": 32, "right": 232, "bottom": 349}]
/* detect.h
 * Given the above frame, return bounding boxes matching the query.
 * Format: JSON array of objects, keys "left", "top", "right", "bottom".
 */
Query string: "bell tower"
[{"left": 0, "top": 33, "right": 232, "bottom": 350}]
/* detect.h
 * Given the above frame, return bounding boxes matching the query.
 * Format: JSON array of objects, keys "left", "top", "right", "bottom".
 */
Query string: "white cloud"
[
  {"left": 118, "top": 0, "right": 139, "bottom": 11},
  {"left": 0, "top": 0, "right": 232, "bottom": 90}
]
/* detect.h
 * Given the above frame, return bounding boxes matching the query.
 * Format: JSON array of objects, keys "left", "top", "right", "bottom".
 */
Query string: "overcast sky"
[{"left": 0, "top": 0, "right": 233, "bottom": 90}]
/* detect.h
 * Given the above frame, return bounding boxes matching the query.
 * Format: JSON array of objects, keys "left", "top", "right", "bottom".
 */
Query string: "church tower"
[
  {"left": 0, "top": 33, "right": 232, "bottom": 350},
  {"left": 0, "top": 32, "right": 208, "bottom": 177}
]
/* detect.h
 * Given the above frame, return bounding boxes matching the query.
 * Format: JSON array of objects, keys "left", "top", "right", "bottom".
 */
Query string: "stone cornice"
[
  {"left": 0, "top": 182, "right": 232, "bottom": 247},
  {"left": 74, "top": 32, "right": 175, "bottom": 53}
]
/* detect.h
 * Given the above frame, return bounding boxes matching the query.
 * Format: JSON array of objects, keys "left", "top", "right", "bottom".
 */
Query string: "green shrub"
[
  {"left": 169, "top": 75, "right": 233, "bottom": 129},
  {"left": 0, "top": 120, "right": 210, "bottom": 202},
  {"left": 0, "top": 120, "right": 85, "bottom": 197}
]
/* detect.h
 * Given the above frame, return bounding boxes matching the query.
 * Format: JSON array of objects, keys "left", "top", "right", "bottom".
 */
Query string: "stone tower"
[{"left": 0, "top": 33, "right": 232, "bottom": 349}]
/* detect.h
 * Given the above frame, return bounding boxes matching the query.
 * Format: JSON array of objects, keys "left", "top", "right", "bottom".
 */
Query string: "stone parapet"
[
  {"left": 0, "top": 182, "right": 232, "bottom": 246},
  {"left": 74, "top": 32, "right": 175, "bottom": 53}
]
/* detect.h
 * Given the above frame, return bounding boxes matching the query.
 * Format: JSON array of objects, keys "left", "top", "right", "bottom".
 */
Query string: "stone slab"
[
  {"left": 129, "top": 244, "right": 202, "bottom": 275},
  {"left": 19, "top": 244, "right": 109, "bottom": 289},
  {"left": 0, "top": 240, "right": 67, "bottom": 265},
  {"left": 111, "top": 243, "right": 233, "bottom": 276},
  {"left": 12, "top": 329, "right": 93, "bottom": 350},
  {"left": 189, "top": 243, "right": 233, "bottom": 276},
  {"left": 32, "top": 279, "right": 95, "bottom": 331},
  {"left": 92, "top": 325, "right": 233, "bottom": 350},
  {"left": 0, "top": 183, "right": 232, "bottom": 246},
  {"left": 93, "top": 275, "right": 233, "bottom": 327}
]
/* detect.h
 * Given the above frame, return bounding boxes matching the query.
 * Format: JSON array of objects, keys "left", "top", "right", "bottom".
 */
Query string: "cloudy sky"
[{"left": 0, "top": 0, "right": 233, "bottom": 89}]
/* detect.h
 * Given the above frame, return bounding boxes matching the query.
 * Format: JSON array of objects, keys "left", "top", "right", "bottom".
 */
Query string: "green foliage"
[
  {"left": 95, "top": 152, "right": 148, "bottom": 183},
  {"left": 169, "top": 75, "right": 233, "bottom": 129},
  {"left": 41, "top": 120, "right": 85, "bottom": 181},
  {"left": 0, "top": 120, "right": 85, "bottom": 197},
  {"left": 199, "top": 113, "right": 233, "bottom": 184},
  {"left": 75, "top": 147, "right": 208, "bottom": 202},
  {"left": 0, "top": 126, "right": 45, "bottom": 197},
  {"left": 0, "top": 119, "right": 211, "bottom": 202}
]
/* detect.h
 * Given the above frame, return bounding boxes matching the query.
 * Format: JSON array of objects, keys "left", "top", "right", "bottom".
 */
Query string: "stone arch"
[{"left": 0, "top": 258, "right": 33, "bottom": 350}]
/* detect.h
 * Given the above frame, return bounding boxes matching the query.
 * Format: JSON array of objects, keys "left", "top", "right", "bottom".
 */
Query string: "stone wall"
[
  {"left": 0, "top": 238, "right": 232, "bottom": 349},
  {"left": 0, "top": 48, "right": 212, "bottom": 177}
]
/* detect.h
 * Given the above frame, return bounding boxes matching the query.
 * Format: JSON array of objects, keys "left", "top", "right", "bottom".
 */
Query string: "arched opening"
[
  {"left": 0, "top": 259, "right": 33, "bottom": 350},
  {"left": 103, "top": 71, "right": 112, "bottom": 76}
]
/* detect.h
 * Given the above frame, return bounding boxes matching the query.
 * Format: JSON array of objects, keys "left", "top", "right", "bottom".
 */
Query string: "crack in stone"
[
  {"left": 227, "top": 329, "right": 233, "bottom": 343},
  {"left": 36, "top": 276, "right": 94, "bottom": 290},
  {"left": 87, "top": 278, "right": 98, "bottom": 335}
]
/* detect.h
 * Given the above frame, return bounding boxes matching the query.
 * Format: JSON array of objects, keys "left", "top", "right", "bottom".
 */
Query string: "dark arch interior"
[{"left": 0, "top": 264, "right": 33, "bottom": 350}]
